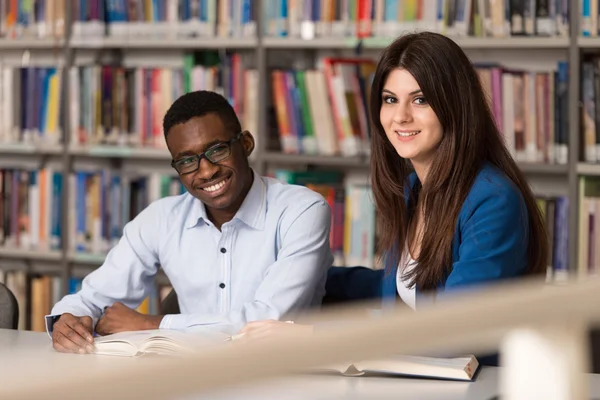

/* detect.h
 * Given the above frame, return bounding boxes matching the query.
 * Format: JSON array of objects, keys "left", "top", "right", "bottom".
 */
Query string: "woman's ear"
[{"left": 241, "top": 131, "right": 255, "bottom": 157}]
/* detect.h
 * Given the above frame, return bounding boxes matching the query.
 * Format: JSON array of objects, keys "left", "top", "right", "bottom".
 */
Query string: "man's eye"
[{"left": 178, "top": 158, "right": 195, "bottom": 165}]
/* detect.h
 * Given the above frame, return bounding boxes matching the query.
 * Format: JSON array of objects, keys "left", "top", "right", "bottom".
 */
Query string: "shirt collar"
[
  {"left": 232, "top": 169, "right": 266, "bottom": 230},
  {"left": 185, "top": 168, "right": 266, "bottom": 230}
]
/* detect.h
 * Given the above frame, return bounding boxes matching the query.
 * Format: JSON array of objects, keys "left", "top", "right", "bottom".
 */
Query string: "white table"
[
  {"left": 2, "top": 329, "right": 600, "bottom": 400},
  {"left": 189, "top": 367, "right": 600, "bottom": 400}
]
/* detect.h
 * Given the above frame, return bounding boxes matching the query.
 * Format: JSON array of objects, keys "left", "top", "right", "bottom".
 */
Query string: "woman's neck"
[{"left": 411, "top": 160, "right": 431, "bottom": 185}]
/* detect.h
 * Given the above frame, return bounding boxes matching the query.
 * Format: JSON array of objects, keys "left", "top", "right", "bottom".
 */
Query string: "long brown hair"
[{"left": 369, "top": 32, "right": 548, "bottom": 291}]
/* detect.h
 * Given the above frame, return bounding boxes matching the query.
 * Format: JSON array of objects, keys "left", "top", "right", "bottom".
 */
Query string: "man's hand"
[
  {"left": 95, "top": 302, "right": 164, "bottom": 336},
  {"left": 52, "top": 313, "right": 94, "bottom": 354}
]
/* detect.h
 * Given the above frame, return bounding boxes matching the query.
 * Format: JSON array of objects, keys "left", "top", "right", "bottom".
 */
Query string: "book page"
[
  {"left": 94, "top": 330, "right": 162, "bottom": 357},
  {"left": 139, "top": 329, "right": 229, "bottom": 355},
  {"left": 93, "top": 329, "right": 230, "bottom": 357}
]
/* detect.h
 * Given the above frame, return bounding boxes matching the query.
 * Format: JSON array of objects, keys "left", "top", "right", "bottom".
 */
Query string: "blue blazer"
[
  {"left": 325, "top": 162, "right": 530, "bottom": 306},
  {"left": 323, "top": 164, "right": 530, "bottom": 366}
]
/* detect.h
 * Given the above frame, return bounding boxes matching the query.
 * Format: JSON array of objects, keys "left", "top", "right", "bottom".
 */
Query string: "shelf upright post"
[
  {"left": 568, "top": 0, "right": 582, "bottom": 277},
  {"left": 256, "top": 0, "right": 267, "bottom": 176},
  {"left": 60, "top": 2, "right": 74, "bottom": 296}
]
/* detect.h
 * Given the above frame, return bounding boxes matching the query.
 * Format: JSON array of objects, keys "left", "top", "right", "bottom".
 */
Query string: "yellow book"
[{"left": 136, "top": 297, "right": 150, "bottom": 315}]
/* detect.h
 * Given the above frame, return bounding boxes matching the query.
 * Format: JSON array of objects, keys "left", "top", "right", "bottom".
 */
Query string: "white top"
[{"left": 396, "top": 244, "right": 418, "bottom": 310}]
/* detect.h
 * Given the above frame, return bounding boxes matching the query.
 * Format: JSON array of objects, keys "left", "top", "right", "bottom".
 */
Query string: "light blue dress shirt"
[{"left": 46, "top": 170, "right": 333, "bottom": 336}]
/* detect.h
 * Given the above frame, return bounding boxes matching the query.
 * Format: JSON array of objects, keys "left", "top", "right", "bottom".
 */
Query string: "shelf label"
[
  {"left": 1, "top": 143, "right": 33, "bottom": 152},
  {"left": 73, "top": 253, "right": 106, "bottom": 264},
  {"left": 88, "top": 146, "right": 133, "bottom": 157},
  {"left": 343, "top": 38, "right": 360, "bottom": 47},
  {"left": 363, "top": 37, "right": 393, "bottom": 48}
]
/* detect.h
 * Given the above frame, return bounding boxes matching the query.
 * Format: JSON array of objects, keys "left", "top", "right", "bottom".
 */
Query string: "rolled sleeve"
[{"left": 45, "top": 201, "right": 163, "bottom": 336}]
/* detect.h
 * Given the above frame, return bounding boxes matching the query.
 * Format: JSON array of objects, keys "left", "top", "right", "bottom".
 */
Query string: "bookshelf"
[
  {"left": 69, "top": 37, "right": 259, "bottom": 49},
  {"left": 0, "top": 0, "right": 595, "bottom": 329},
  {"left": 263, "top": 36, "right": 573, "bottom": 50}
]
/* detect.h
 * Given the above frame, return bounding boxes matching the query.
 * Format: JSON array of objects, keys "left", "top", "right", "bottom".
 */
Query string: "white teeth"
[
  {"left": 203, "top": 178, "right": 227, "bottom": 193},
  {"left": 395, "top": 130, "right": 420, "bottom": 137}
]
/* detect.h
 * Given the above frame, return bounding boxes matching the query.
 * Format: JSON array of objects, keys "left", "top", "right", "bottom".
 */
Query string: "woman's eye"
[
  {"left": 382, "top": 96, "right": 396, "bottom": 104},
  {"left": 414, "top": 96, "right": 428, "bottom": 105}
]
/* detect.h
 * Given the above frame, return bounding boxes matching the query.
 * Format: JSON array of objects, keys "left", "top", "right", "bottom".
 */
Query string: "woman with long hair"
[{"left": 238, "top": 31, "right": 548, "bottom": 350}]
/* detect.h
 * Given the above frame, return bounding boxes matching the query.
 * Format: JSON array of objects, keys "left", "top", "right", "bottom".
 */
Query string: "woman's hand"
[{"left": 237, "top": 319, "right": 314, "bottom": 341}]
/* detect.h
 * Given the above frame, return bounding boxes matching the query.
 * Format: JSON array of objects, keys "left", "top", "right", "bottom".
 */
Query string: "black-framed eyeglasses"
[{"left": 171, "top": 132, "right": 244, "bottom": 175}]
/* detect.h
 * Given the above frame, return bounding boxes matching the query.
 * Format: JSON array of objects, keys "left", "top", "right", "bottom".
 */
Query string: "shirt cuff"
[
  {"left": 44, "top": 314, "right": 61, "bottom": 339},
  {"left": 44, "top": 313, "right": 100, "bottom": 339},
  {"left": 159, "top": 314, "right": 175, "bottom": 329}
]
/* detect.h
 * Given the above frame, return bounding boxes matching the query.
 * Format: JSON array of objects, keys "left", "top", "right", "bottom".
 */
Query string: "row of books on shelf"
[
  {"left": 73, "top": 0, "right": 256, "bottom": 39},
  {"left": 277, "top": 169, "right": 570, "bottom": 277},
  {"left": 480, "top": 61, "right": 569, "bottom": 165},
  {"left": 0, "top": 270, "right": 173, "bottom": 332},
  {"left": 0, "top": 0, "right": 578, "bottom": 42},
  {"left": 578, "top": 176, "right": 600, "bottom": 276},
  {"left": 65, "top": 169, "right": 376, "bottom": 266},
  {"left": 68, "top": 52, "right": 257, "bottom": 148},
  {"left": 0, "top": 0, "right": 66, "bottom": 40},
  {"left": 0, "top": 168, "right": 63, "bottom": 251},
  {"left": 580, "top": 57, "right": 600, "bottom": 164},
  {"left": 0, "top": 0, "right": 256, "bottom": 40},
  {"left": 0, "top": 65, "right": 63, "bottom": 146},
  {"left": 0, "top": 166, "right": 373, "bottom": 267},
  {"left": 0, "top": 55, "right": 574, "bottom": 164},
  {"left": 0, "top": 167, "right": 186, "bottom": 253},
  {"left": 537, "top": 195, "right": 569, "bottom": 277},
  {"left": 274, "top": 170, "right": 376, "bottom": 267},
  {"left": 582, "top": 0, "right": 600, "bottom": 38},
  {"left": 271, "top": 58, "right": 569, "bottom": 164},
  {"left": 267, "top": 0, "right": 570, "bottom": 39},
  {"left": 271, "top": 58, "right": 375, "bottom": 157},
  {"left": 0, "top": 51, "right": 259, "bottom": 148},
  {"left": 69, "top": 171, "right": 185, "bottom": 255}
]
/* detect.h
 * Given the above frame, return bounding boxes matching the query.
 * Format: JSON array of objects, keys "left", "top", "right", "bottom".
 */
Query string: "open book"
[
  {"left": 93, "top": 331, "right": 478, "bottom": 381},
  {"left": 93, "top": 329, "right": 230, "bottom": 357},
  {"left": 325, "top": 354, "right": 479, "bottom": 381}
]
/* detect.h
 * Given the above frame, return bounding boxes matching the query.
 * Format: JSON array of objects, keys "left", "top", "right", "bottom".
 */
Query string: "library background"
[{"left": 0, "top": 0, "right": 595, "bottom": 332}]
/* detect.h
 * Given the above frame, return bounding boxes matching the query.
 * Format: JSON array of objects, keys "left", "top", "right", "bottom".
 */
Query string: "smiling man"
[{"left": 46, "top": 91, "right": 334, "bottom": 354}]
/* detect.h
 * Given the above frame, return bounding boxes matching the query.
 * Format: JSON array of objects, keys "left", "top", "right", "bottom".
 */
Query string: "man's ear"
[{"left": 242, "top": 131, "right": 255, "bottom": 157}]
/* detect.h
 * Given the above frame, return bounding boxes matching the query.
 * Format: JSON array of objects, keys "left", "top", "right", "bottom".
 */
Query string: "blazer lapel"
[{"left": 381, "top": 171, "right": 420, "bottom": 306}]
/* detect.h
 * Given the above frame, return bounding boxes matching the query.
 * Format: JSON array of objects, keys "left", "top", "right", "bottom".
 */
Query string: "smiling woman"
[
  {"left": 367, "top": 31, "right": 548, "bottom": 294},
  {"left": 239, "top": 33, "right": 549, "bottom": 366}
]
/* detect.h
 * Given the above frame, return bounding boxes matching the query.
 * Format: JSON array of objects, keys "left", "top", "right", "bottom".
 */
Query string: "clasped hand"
[{"left": 96, "top": 302, "right": 162, "bottom": 336}]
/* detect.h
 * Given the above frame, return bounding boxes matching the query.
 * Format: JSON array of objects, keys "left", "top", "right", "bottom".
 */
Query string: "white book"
[
  {"left": 325, "top": 354, "right": 480, "bottom": 381},
  {"left": 93, "top": 329, "right": 230, "bottom": 358},
  {"left": 93, "top": 330, "right": 479, "bottom": 382}
]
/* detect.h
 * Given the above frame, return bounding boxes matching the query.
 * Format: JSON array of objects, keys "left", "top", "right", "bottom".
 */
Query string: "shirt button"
[
  {"left": 219, "top": 283, "right": 226, "bottom": 289},
  {"left": 220, "top": 248, "right": 226, "bottom": 253}
]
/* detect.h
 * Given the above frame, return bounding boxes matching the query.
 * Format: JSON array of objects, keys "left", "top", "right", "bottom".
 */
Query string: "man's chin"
[{"left": 196, "top": 193, "right": 232, "bottom": 210}]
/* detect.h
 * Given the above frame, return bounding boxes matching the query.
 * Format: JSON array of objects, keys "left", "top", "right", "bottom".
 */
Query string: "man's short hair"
[{"left": 163, "top": 90, "right": 242, "bottom": 138}]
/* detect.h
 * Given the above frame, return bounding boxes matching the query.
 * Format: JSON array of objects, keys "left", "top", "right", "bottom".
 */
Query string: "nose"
[
  {"left": 392, "top": 102, "right": 412, "bottom": 124},
  {"left": 195, "top": 156, "right": 220, "bottom": 181}
]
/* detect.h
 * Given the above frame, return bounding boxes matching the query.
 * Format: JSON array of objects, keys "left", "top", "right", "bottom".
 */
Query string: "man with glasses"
[{"left": 47, "top": 91, "right": 334, "bottom": 354}]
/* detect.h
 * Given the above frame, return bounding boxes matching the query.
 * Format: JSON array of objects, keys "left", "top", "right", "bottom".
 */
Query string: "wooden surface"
[{"left": 2, "top": 275, "right": 600, "bottom": 399}]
